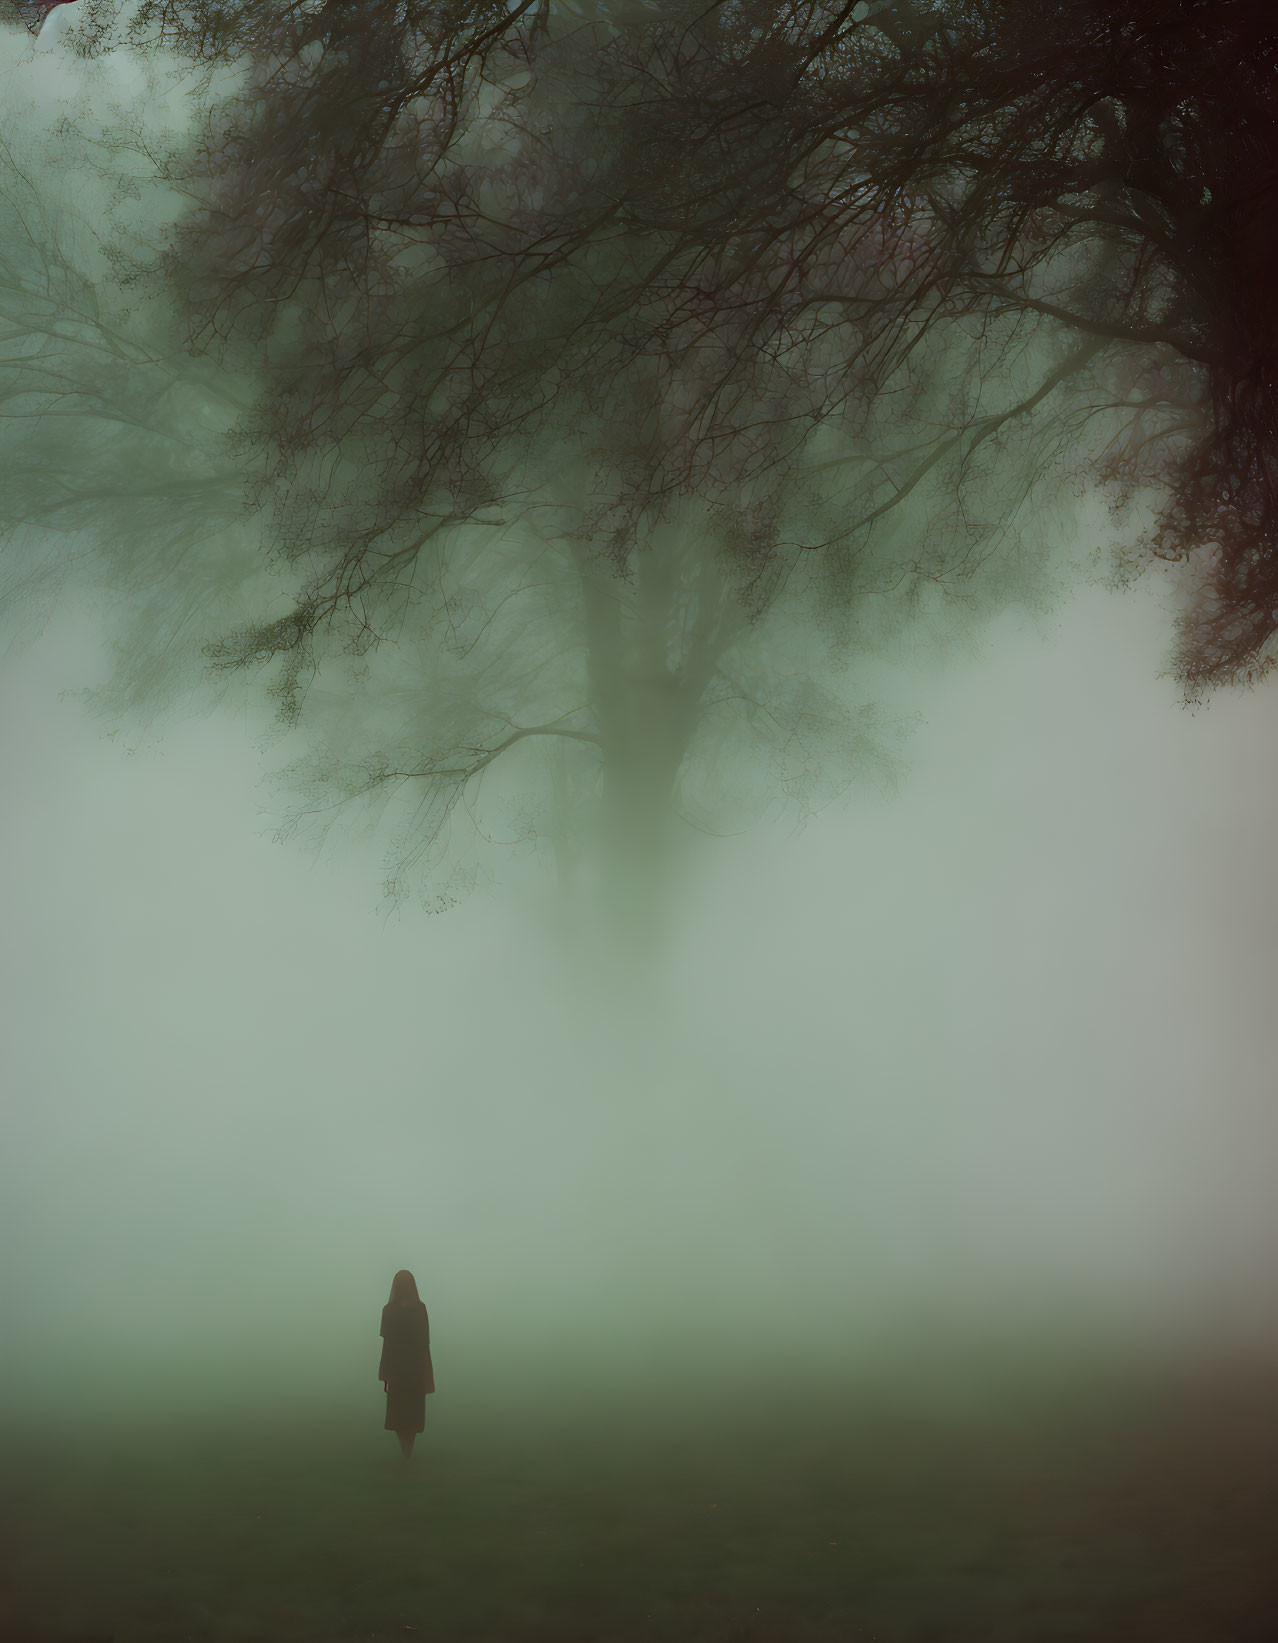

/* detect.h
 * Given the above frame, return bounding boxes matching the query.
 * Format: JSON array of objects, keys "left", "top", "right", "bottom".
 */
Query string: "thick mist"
[
  {"left": 0, "top": 0, "right": 1268, "bottom": 1465},
  {"left": 4, "top": 12, "right": 1277, "bottom": 1641},
  {"left": 5, "top": 573, "right": 1277, "bottom": 1448}
]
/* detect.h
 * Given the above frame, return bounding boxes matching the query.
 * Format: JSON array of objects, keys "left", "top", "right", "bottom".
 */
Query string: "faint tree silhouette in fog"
[
  {"left": 574, "top": 0, "right": 1278, "bottom": 694},
  {"left": 5, "top": 0, "right": 1272, "bottom": 935}
]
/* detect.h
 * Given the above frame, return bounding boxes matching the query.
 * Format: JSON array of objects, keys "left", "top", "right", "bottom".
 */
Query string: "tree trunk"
[{"left": 571, "top": 525, "right": 739, "bottom": 960}]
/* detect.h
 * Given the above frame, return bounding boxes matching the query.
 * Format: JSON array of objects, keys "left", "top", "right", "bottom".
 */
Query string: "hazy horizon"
[{"left": 5, "top": 571, "right": 1277, "bottom": 1438}]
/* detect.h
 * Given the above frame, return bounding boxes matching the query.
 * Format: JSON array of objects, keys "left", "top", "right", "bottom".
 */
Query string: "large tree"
[
  {"left": 93, "top": 0, "right": 1278, "bottom": 704},
  {"left": 4, "top": 0, "right": 1210, "bottom": 943},
  {"left": 563, "top": 0, "right": 1278, "bottom": 692}
]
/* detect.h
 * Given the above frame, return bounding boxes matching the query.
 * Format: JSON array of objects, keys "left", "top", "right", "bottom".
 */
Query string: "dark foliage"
[{"left": 120, "top": 0, "right": 1277, "bottom": 693}]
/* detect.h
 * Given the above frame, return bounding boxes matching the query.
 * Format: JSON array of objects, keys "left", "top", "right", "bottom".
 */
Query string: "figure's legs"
[{"left": 397, "top": 1430, "right": 415, "bottom": 1459}]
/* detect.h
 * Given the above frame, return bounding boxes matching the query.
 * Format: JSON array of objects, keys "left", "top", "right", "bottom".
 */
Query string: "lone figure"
[{"left": 379, "top": 1269, "right": 434, "bottom": 1459}]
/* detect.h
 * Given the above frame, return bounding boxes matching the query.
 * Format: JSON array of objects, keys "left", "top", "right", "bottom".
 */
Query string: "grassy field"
[{"left": 2, "top": 1351, "right": 1275, "bottom": 1643}]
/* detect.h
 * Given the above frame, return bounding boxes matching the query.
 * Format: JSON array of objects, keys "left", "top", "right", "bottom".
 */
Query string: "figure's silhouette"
[{"left": 379, "top": 1269, "right": 434, "bottom": 1460}]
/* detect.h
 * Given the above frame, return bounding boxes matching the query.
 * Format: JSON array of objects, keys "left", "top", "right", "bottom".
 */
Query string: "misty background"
[
  {"left": 5, "top": 567, "right": 1277, "bottom": 1441},
  {"left": 2, "top": 6, "right": 1277, "bottom": 1462}
]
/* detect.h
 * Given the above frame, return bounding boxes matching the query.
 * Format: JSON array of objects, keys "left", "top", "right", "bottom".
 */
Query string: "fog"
[
  {"left": 5, "top": 572, "right": 1277, "bottom": 1446},
  {"left": 3, "top": 0, "right": 1277, "bottom": 1466},
  {"left": 5, "top": 17, "right": 1278, "bottom": 1642}
]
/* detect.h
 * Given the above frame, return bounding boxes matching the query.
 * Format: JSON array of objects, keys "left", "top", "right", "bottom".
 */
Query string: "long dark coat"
[{"left": 379, "top": 1300, "right": 434, "bottom": 1433}]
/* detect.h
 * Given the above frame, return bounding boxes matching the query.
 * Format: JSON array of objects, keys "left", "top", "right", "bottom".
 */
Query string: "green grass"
[{"left": 3, "top": 1352, "right": 1276, "bottom": 1643}]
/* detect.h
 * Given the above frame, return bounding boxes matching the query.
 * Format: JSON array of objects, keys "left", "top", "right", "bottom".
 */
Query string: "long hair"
[{"left": 388, "top": 1269, "right": 421, "bottom": 1307}]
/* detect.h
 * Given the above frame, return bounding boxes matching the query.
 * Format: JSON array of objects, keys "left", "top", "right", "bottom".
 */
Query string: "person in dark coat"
[{"left": 379, "top": 1269, "right": 434, "bottom": 1459}]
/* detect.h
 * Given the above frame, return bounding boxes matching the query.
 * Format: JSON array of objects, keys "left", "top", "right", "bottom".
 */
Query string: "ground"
[{"left": 2, "top": 1350, "right": 1275, "bottom": 1642}]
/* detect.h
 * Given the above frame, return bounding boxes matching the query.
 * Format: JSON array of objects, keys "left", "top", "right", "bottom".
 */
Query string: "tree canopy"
[{"left": 3, "top": 0, "right": 1273, "bottom": 936}]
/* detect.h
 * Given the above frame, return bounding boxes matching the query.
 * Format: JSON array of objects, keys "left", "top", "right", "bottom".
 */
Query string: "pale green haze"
[
  {"left": 2, "top": 16, "right": 1277, "bottom": 1643},
  {"left": 5, "top": 583, "right": 1277, "bottom": 1430}
]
